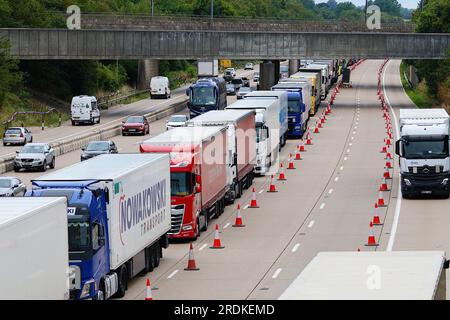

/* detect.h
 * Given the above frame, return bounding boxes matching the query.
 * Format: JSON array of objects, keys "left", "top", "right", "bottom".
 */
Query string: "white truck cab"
[
  {"left": 395, "top": 108, "right": 450, "bottom": 198},
  {"left": 150, "top": 76, "right": 171, "bottom": 99},
  {"left": 71, "top": 95, "right": 100, "bottom": 126}
]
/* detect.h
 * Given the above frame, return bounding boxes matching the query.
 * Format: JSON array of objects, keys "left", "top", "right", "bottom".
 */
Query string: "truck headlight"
[
  {"left": 182, "top": 225, "right": 193, "bottom": 231},
  {"left": 442, "top": 178, "right": 449, "bottom": 185},
  {"left": 403, "top": 179, "right": 412, "bottom": 186},
  {"left": 80, "top": 280, "right": 95, "bottom": 299}
]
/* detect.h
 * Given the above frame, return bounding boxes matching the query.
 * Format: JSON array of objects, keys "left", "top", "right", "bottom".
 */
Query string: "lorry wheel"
[
  {"left": 115, "top": 266, "right": 128, "bottom": 298},
  {"left": 146, "top": 246, "right": 155, "bottom": 273},
  {"left": 195, "top": 219, "right": 201, "bottom": 239},
  {"left": 95, "top": 281, "right": 106, "bottom": 300},
  {"left": 154, "top": 242, "right": 161, "bottom": 268},
  {"left": 201, "top": 214, "right": 208, "bottom": 232}
]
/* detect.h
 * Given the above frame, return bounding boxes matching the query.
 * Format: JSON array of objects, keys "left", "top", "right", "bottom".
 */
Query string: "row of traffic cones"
[{"left": 363, "top": 59, "right": 391, "bottom": 249}]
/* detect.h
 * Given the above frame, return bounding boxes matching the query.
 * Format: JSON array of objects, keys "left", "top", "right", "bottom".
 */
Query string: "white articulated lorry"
[
  {"left": 187, "top": 110, "right": 257, "bottom": 202},
  {"left": 226, "top": 99, "right": 282, "bottom": 175},
  {"left": 28, "top": 154, "right": 171, "bottom": 300},
  {"left": 242, "top": 90, "right": 289, "bottom": 148},
  {"left": 279, "top": 251, "right": 448, "bottom": 300},
  {"left": 0, "top": 197, "right": 69, "bottom": 300},
  {"left": 395, "top": 108, "right": 450, "bottom": 198}
]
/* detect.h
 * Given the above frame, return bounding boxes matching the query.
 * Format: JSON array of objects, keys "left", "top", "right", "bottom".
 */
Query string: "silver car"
[
  {"left": 166, "top": 115, "right": 188, "bottom": 130},
  {"left": 0, "top": 177, "right": 26, "bottom": 197},
  {"left": 2, "top": 127, "right": 33, "bottom": 146},
  {"left": 14, "top": 143, "right": 56, "bottom": 172}
]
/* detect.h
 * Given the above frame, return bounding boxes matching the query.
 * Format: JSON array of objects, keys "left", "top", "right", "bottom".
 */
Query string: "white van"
[
  {"left": 71, "top": 95, "right": 100, "bottom": 126},
  {"left": 150, "top": 76, "right": 171, "bottom": 99}
]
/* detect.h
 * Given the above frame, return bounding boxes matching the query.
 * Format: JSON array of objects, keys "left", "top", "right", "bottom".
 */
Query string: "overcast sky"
[{"left": 314, "top": 0, "right": 419, "bottom": 9}]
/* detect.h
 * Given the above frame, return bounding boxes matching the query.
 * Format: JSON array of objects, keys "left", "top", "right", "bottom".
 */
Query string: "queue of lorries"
[{"left": 1, "top": 59, "right": 348, "bottom": 300}]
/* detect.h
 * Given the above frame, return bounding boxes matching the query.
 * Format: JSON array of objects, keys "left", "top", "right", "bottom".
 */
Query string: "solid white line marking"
[
  {"left": 334, "top": 177, "right": 339, "bottom": 182},
  {"left": 383, "top": 60, "right": 402, "bottom": 252},
  {"left": 328, "top": 189, "right": 333, "bottom": 194},
  {"left": 223, "top": 222, "right": 231, "bottom": 229},
  {"left": 291, "top": 243, "right": 301, "bottom": 253},
  {"left": 272, "top": 268, "right": 283, "bottom": 279},
  {"left": 320, "top": 203, "right": 326, "bottom": 209},
  {"left": 308, "top": 220, "right": 315, "bottom": 228},
  {"left": 199, "top": 244, "right": 208, "bottom": 251},
  {"left": 167, "top": 270, "right": 179, "bottom": 279}
]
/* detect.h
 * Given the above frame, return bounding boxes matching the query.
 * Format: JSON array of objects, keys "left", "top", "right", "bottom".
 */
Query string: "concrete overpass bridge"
[{"left": 1, "top": 28, "right": 448, "bottom": 60}]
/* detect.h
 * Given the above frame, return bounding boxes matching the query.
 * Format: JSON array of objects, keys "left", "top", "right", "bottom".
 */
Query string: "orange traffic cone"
[
  {"left": 278, "top": 163, "right": 287, "bottom": 181},
  {"left": 145, "top": 279, "right": 153, "bottom": 300},
  {"left": 268, "top": 175, "right": 278, "bottom": 193},
  {"left": 380, "top": 145, "right": 387, "bottom": 153},
  {"left": 314, "top": 125, "right": 320, "bottom": 133},
  {"left": 386, "top": 160, "right": 392, "bottom": 169},
  {"left": 299, "top": 141, "right": 306, "bottom": 152},
  {"left": 385, "top": 152, "right": 393, "bottom": 160},
  {"left": 384, "top": 167, "right": 392, "bottom": 179},
  {"left": 295, "top": 147, "right": 302, "bottom": 160},
  {"left": 184, "top": 243, "right": 200, "bottom": 271},
  {"left": 372, "top": 214, "right": 383, "bottom": 226},
  {"left": 210, "top": 224, "right": 225, "bottom": 249},
  {"left": 379, "top": 177, "right": 390, "bottom": 191},
  {"left": 287, "top": 154, "right": 296, "bottom": 170},
  {"left": 306, "top": 135, "right": 313, "bottom": 145},
  {"left": 366, "top": 222, "right": 379, "bottom": 246},
  {"left": 385, "top": 138, "right": 391, "bottom": 146},
  {"left": 232, "top": 204, "right": 245, "bottom": 228},
  {"left": 377, "top": 191, "right": 387, "bottom": 207},
  {"left": 249, "top": 188, "right": 259, "bottom": 208}
]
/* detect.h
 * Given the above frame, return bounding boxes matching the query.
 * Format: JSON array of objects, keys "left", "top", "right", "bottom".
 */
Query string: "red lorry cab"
[{"left": 140, "top": 126, "right": 229, "bottom": 239}]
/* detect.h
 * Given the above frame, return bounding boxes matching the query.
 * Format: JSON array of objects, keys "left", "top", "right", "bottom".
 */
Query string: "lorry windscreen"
[
  {"left": 403, "top": 137, "right": 449, "bottom": 159},
  {"left": 288, "top": 100, "right": 301, "bottom": 113},
  {"left": 171, "top": 172, "right": 193, "bottom": 197},
  {"left": 191, "top": 87, "right": 216, "bottom": 106},
  {"left": 68, "top": 216, "right": 91, "bottom": 252}
]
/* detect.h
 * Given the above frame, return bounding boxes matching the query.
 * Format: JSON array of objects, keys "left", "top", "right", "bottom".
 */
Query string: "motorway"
[{"left": 3, "top": 59, "right": 447, "bottom": 300}]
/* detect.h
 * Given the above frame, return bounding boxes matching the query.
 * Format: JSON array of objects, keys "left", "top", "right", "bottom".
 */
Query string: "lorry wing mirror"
[
  {"left": 196, "top": 185, "right": 202, "bottom": 193},
  {"left": 395, "top": 140, "right": 401, "bottom": 156},
  {"left": 195, "top": 175, "right": 201, "bottom": 184}
]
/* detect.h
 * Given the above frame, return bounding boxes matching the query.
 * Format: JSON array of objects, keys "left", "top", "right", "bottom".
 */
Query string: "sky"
[{"left": 314, "top": 0, "right": 419, "bottom": 9}]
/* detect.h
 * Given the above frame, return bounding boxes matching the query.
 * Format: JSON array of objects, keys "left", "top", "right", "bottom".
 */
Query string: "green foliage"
[
  {"left": 369, "top": 0, "right": 401, "bottom": 17},
  {"left": 0, "top": 39, "right": 22, "bottom": 110}
]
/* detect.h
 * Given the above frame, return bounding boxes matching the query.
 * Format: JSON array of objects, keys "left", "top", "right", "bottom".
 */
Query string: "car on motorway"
[
  {"left": 2, "top": 127, "right": 33, "bottom": 146},
  {"left": 242, "top": 77, "right": 250, "bottom": 87},
  {"left": 244, "top": 63, "right": 254, "bottom": 70},
  {"left": 226, "top": 83, "right": 237, "bottom": 95},
  {"left": 224, "top": 68, "right": 236, "bottom": 81},
  {"left": 150, "top": 76, "right": 171, "bottom": 99},
  {"left": 81, "top": 140, "right": 118, "bottom": 161},
  {"left": 166, "top": 114, "right": 189, "bottom": 130},
  {"left": 14, "top": 143, "right": 55, "bottom": 172},
  {"left": 71, "top": 95, "right": 100, "bottom": 126},
  {"left": 0, "top": 177, "right": 26, "bottom": 197},
  {"left": 280, "top": 65, "right": 289, "bottom": 79},
  {"left": 253, "top": 72, "right": 260, "bottom": 82},
  {"left": 237, "top": 86, "right": 252, "bottom": 99},
  {"left": 231, "top": 77, "right": 247, "bottom": 90},
  {"left": 121, "top": 115, "right": 150, "bottom": 136}
]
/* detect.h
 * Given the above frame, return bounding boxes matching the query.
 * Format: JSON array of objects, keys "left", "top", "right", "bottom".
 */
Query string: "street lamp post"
[
  {"left": 151, "top": 0, "right": 154, "bottom": 16},
  {"left": 211, "top": 0, "right": 214, "bottom": 20}
]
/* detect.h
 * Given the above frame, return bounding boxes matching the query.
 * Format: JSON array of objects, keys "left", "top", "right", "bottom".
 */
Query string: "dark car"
[
  {"left": 226, "top": 83, "right": 237, "bottom": 95},
  {"left": 122, "top": 116, "right": 150, "bottom": 136},
  {"left": 231, "top": 78, "right": 245, "bottom": 90},
  {"left": 81, "top": 140, "right": 118, "bottom": 162}
]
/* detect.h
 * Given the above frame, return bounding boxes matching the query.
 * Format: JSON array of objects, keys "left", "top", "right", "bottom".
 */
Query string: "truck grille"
[
  {"left": 408, "top": 166, "right": 444, "bottom": 175},
  {"left": 169, "top": 204, "right": 185, "bottom": 235}
]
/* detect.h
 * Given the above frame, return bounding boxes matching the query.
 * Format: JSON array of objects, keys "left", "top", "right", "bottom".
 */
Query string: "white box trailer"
[
  {"left": 31, "top": 154, "right": 171, "bottom": 299},
  {"left": 279, "top": 251, "right": 448, "bottom": 300},
  {"left": 226, "top": 99, "right": 281, "bottom": 175},
  {"left": 0, "top": 197, "right": 69, "bottom": 300},
  {"left": 198, "top": 60, "right": 219, "bottom": 77}
]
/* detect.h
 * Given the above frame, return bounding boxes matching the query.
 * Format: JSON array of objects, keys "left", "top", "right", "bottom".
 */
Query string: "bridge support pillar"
[
  {"left": 137, "top": 59, "right": 159, "bottom": 90},
  {"left": 289, "top": 59, "right": 299, "bottom": 76},
  {"left": 259, "top": 60, "right": 280, "bottom": 90}
]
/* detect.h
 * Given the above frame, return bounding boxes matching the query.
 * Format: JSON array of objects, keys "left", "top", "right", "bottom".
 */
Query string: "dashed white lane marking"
[
  {"left": 340, "top": 166, "right": 344, "bottom": 171},
  {"left": 328, "top": 189, "right": 333, "bottom": 194},
  {"left": 351, "top": 137, "right": 354, "bottom": 140},
  {"left": 346, "top": 149, "right": 351, "bottom": 153},
  {"left": 243, "top": 204, "right": 249, "bottom": 210},
  {"left": 223, "top": 222, "right": 231, "bottom": 229},
  {"left": 167, "top": 270, "right": 179, "bottom": 279},
  {"left": 291, "top": 243, "right": 301, "bottom": 253},
  {"left": 344, "top": 157, "right": 348, "bottom": 161},
  {"left": 334, "top": 177, "right": 339, "bottom": 182},
  {"left": 199, "top": 244, "right": 208, "bottom": 251},
  {"left": 259, "top": 190, "right": 264, "bottom": 194},
  {"left": 320, "top": 203, "right": 326, "bottom": 210},
  {"left": 349, "top": 143, "right": 353, "bottom": 146},
  {"left": 353, "top": 131, "right": 357, "bottom": 134},
  {"left": 308, "top": 220, "right": 315, "bottom": 228},
  {"left": 272, "top": 268, "right": 283, "bottom": 279}
]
